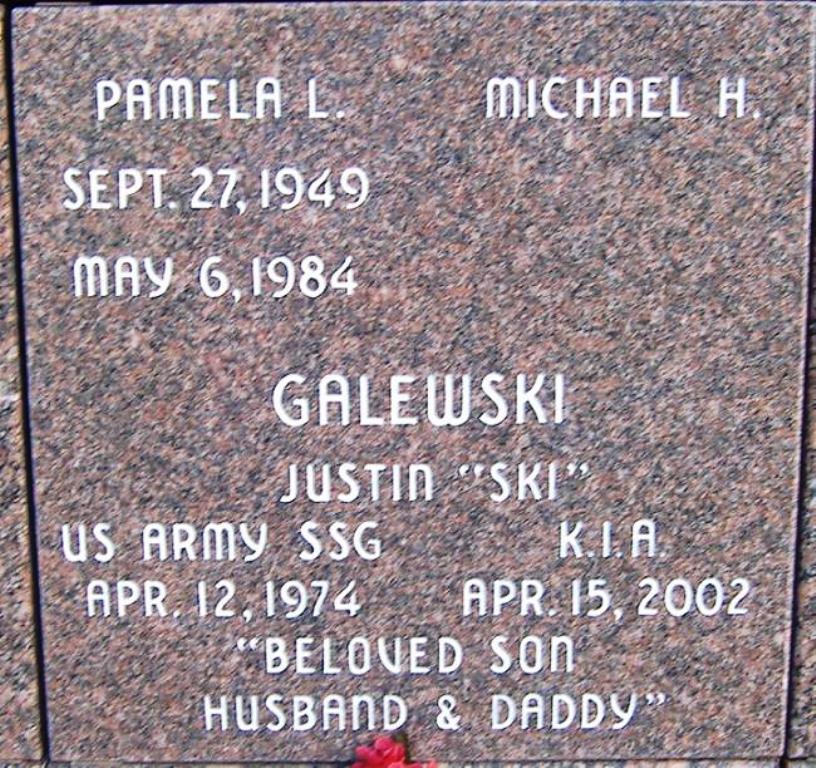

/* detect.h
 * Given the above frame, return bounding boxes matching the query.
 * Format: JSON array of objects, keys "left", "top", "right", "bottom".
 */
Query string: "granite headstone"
[{"left": 11, "top": 3, "right": 814, "bottom": 762}]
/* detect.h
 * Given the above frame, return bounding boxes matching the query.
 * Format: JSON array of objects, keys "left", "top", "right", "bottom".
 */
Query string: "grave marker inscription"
[{"left": 10, "top": 3, "right": 815, "bottom": 762}]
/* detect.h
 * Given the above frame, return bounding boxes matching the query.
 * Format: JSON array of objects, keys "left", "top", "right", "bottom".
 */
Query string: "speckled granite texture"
[
  {"left": 792, "top": 353, "right": 816, "bottom": 754},
  {"left": 0, "top": 8, "right": 42, "bottom": 763},
  {"left": 11, "top": 2, "right": 814, "bottom": 763},
  {"left": 46, "top": 762, "right": 781, "bottom": 768}
]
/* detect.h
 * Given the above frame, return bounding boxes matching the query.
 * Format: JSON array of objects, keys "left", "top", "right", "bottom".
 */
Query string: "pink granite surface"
[
  {"left": 47, "top": 761, "right": 781, "bottom": 768},
  {"left": 10, "top": 3, "right": 814, "bottom": 763},
  {"left": 0, "top": 8, "right": 42, "bottom": 762},
  {"left": 791, "top": 332, "right": 816, "bottom": 755}
]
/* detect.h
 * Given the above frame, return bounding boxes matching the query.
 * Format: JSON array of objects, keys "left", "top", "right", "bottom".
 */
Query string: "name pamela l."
[{"left": 94, "top": 76, "right": 338, "bottom": 121}]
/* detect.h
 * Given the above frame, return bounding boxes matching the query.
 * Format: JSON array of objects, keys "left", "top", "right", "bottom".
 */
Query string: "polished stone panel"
[
  {"left": 0, "top": 8, "right": 42, "bottom": 763},
  {"left": 790, "top": 350, "right": 816, "bottom": 756},
  {"left": 11, "top": 3, "right": 813, "bottom": 762}
]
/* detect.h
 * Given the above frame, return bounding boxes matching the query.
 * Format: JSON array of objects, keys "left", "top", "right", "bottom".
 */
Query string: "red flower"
[
  {"left": 352, "top": 737, "right": 436, "bottom": 768},
  {"left": 352, "top": 736, "right": 405, "bottom": 768}
]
